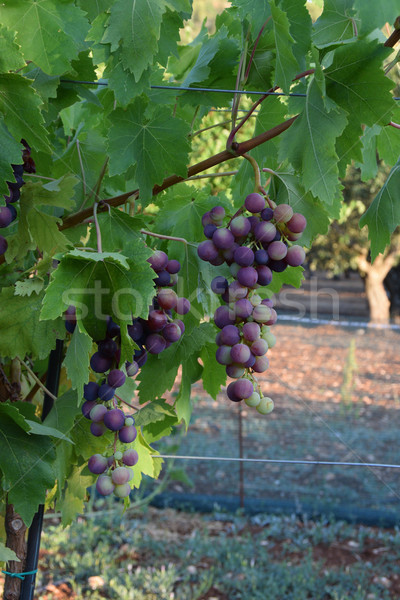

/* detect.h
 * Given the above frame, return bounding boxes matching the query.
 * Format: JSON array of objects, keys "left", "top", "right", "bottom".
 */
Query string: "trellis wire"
[{"left": 277, "top": 314, "right": 400, "bottom": 331}]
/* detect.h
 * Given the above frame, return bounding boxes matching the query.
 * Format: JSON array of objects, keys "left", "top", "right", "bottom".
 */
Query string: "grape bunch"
[
  {"left": 66, "top": 248, "right": 191, "bottom": 496},
  {"left": 197, "top": 194, "right": 307, "bottom": 414}
]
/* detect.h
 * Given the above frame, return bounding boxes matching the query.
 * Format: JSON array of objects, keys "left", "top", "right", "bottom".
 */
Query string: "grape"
[
  {"left": 268, "top": 241, "right": 287, "bottom": 261},
  {"left": 103, "top": 408, "right": 125, "bottom": 431},
  {"left": 119, "top": 424, "right": 137, "bottom": 443},
  {"left": 254, "top": 221, "right": 276, "bottom": 243},
  {"left": 96, "top": 475, "right": 115, "bottom": 496},
  {"left": 0, "top": 235, "right": 8, "bottom": 255},
  {"left": 252, "top": 304, "right": 272, "bottom": 323},
  {"left": 90, "top": 404, "right": 108, "bottom": 422},
  {"left": 98, "top": 383, "right": 115, "bottom": 402},
  {"left": 256, "top": 265, "right": 273, "bottom": 286},
  {"left": 230, "top": 262, "right": 240, "bottom": 277},
  {"left": 0, "top": 206, "right": 12, "bottom": 228},
  {"left": 256, "top": 396, "right": 274, "bottom": 414},
  {"left": 287, "top": 213, "right": 307, "bottom": 233},
  {"left": 111, "top": 466, "right": 131, "bottom": 485},
  {"left": 162, "top": 322, "right": 182, "bottom": 342},
  {"left": 228, "top": 281, "right": 248, "bottom": 301},
  {"left": 204, "top": 224, "right": 217, "bottom": 238},
  {"left": 237, "top": 266, "right": 258, "bottom": 288},
  {"left": 245, "top": 392, "right": 261, "bottom": 407},
  {"left": 123, "top": 449, "right": 139, "bottom": 466},
  {"left": 197, "top": 239, "right": 218, "bottom": 261},
  {"left": 210, "top": 206, "right": 225, "bottom": 223},
  {"left": 220, "top": 325, "right": 240, "bottom": 346},
  {"left": 84, "top": 382, "right": 99, "bottom": 401},
  {"left": 202, "top": 211, "right": 213, "bottom": 226},
  {"left": 230, "top": 343, "right": 251, "bottom": 365},
  {"left": 285, "top": 245, "right": 306, "bottom": 267},
  {"left": 242, "top": 322, "right": 261, "bottom": 342},
  {"left": 226, "top": 381, "right": 240, "bottom": 401},
  {"left": 90, "top": 422, "right": 106, "bottom": 437},
  {"left": 148, "top": 310, "right": 168, "bottom": 331},
  {"left": 234, "top": 298, "right": 253, "bottom": 320},
  {"left": 98, "top": 339, "right": 117, "bottom": 358},
  {"left": 175, "top": 297, "right": 190, "bottom": 315},
  {"left": 82, "top": 399, "right": 97, "bottom": 419},
  {"left": 166, "top": 259, "right": 181, "bottom": 274},
  {"left": 216, "top": 345, "right": 233, "bottom": 365},
  {"left": 260, "top": 207, "right": 274, "bottom": 221},
  {"left": 253, "top": 355, "right": 270, "bottom": 373},
  {"left": 209, "top": 255, "right": 225, "bottom": 266},
  {"left": 286, "top": 231, "right": 302, "bottom": 242},
  {"left": 244, "top": 193, "right": 266, "bottom": 213},
  {"left": 125, "top": 361, "right": 139, "bottom": 377},
  {"left": 243, "top": 353, "right": 256, "bottom": 368},
  {"left": 273, "top": 203, "right": 293, "bottom": 223},
  {"left": 226, "top": 364, "right": 245, "bottom": 379},
  {"left": 107, "top": 318, "right": 120, "bottom": 338},
  {"left": 261, "top": 298, "right": 274, "bottom": 307},
  {"left": 154, "top": 270, "right": 171, "bottom": 286},
  {"left": 108, "top": 369, "right": 126, "bottom": 388},
  {"left": 145, "top": 333, "right": 167, "bottom": 354},
  {"left": 125, "top": 417, "right": 134, "bottom": 426},
  {"left": 90, "top": 352, "right": 113, "bottom": 373},
  {"left": 128, "top": 320, "right": 144, "bottom": 342},
  {"left": 211, "top": 276, "right": 228, "bottom": 295},
  {"left": 250, "top": 338, "right": 269, "bottom": 356},
  {"left": 230, "top": 216, "right": 251, "bottom": 237},
  {"left": 221, "top": 243, "right": 238, "bottom": 264},
  {"left": 7, "top": 204, "right": 17, "bottom": 222},
  {"left": 250, "top": 294, "right": 262, "bottom": 306},
  {"left": 136, "top": 349, "right": 148, "bottom": 367},
  {"left": 212, "top": 227, "right": 235, "bottom": 249},
  {"left": 269, "top": 259, "right": 287, "bottom": 273},
  {"left": 175, "top": 319, "right": 185, "bottom": 334},
  {"left": 157, "top": 288, "right": 177, "bottom": 310},
  {"left": 148, "top": 250, "right": 168, "bottom": 272},
  {"left": 265, "top": 308, "right": 278, "bottom": 326},
  {"left": 233, "top": 246, "right": 254, "bottom": 267},
  {"left": 232, "top": 378, "right": 254, "bottom": 399},
  {"left": 88, "top": 454, "right": 108, "bottom": 475},
  {"left": 263, "top": 331, "right": 276, "bottom": 348},
  {"left": 114, "top": 483, "right": 131, "bottom": 498},
  {"left": 254, "top": 249, "right": 269, "bottom": 265}
]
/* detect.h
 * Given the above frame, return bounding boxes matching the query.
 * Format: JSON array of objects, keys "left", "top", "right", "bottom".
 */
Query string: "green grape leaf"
[
  {"left": 0, "top": 118, "right": 23, "bottom": 198},
  {"left": 0, "top": 413, "right": 56, "bottom": 526},
  {"left": 0, "top": 543, "right": 20, "bottom": 564},
  {"left": 175, "top": 354, "right": 202, "bottom": 426},
  {"left": 231, "top": 0, "right": 271, "bottom": 31},
  {"left": 70, "top": 417, "right": 114, "bottom": 461},
  {"left": 25, "top": 421, "right": 73, "bottom": 444},
  {"left": 44, "top": 389, "right": 82, "bottom": 434},
  {"left": 376, "top": 111, "right": 400, "bottom": 165},
  {"left": 77, "top": 0, "right": 111, "bottom": 22},
  {"left": 312, "top": 0, "right": 357, "bottom": 48},
  {"left": 279, "top": 78, "right": 347, "bottom": 206},
  {"left": 269, "top": 0, "right": 299, "bottom": 93},
  {"left": 0, "top": 403, "right": 31, "bottom": 433},
  {"left": 58, "top": 464, "right": 92, "bottom": 527},
  {"left": 94, "top": 209, "right": 148, "bottom": 256},
  {"left": 279, "top": 0, "right": 312, "bottom": 69},
  {"left": 0, "top": 26, "right": 26, "bottom": 72},
  {"left": 129, "top": 432, "right": 163, "bottom": 489},
  {"left": 156, "top": 8, "right": 184, "bottom": 67},
  {"left": 104, "top": 0, "right": 167, "bottom": 81},
  {"left": 0, "top": 0, "right": 89, "bottom": 76},
  {"left": 200, "top": 342, "right": 227, "bottom": 400},
  {"left": 63, "top": 327, "right": 92, "bottom": 401},
  {"left": 105, "top": 53, "right": 151, "bottom": 107},
  {"left": 359, "top": 158, "right": 400, "bottom": 262},
  {"left": 356, "top": 125, "right": 380, "bottom": 181},
  {"left": 0, "top": 287, "right": 65, "bottom": 360},
  {"left": 14, "top": 279, "right": 44, "bottom": 297},
  {"left": 268, "top": 266, "right": 305, "bottom": 293},
  {"left": 108, "top": 97, "right": 191, "bottom": 202},
  {"left": 354, "top": 0, "right": 400, "bottom": 34},
  {"left": 135, "top": 399, "right": 177, "bottom": 428}
]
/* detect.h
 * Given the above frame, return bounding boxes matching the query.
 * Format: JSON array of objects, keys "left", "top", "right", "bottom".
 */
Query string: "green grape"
[
  {"left": 245, "top": 392, "right": 261, "bottom": 407},
  {"left": 256, "top": 397, "right": 274, "bottom": 414}
]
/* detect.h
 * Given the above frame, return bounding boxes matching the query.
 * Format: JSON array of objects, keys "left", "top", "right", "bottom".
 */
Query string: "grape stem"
[
  {"left": 115, "top": 395, "right": 139, "bottom": 412},
  {"left": 16, "top": 357, "right": 57, "bottom": 403},
  {"left": 140, "top": 228, "right": 195, "bottom": 247},
  {"left": 389, "top": 121, "right": 400, "bottom": 129},
  {"left": 242, "top": 153, "right": 261, "bottom": 192},
  {"left": 93, "top": 202, "right": 103, "bottom": 253},
  {"left": 76, "top": 139, "right": 87, "bottom": 198}
]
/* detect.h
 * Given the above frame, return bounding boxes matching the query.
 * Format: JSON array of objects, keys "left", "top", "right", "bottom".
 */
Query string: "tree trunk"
[
  {"left": 3, "top": 503, "right": 27, "bottom": 600},
  {"left": 357, "top": 252, "right": 395, "bottom": 324}
]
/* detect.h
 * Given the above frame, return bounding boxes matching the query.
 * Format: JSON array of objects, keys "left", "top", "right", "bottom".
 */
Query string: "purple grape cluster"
[{"left": 197, "top": 195, "right": 307, "bottom": 414}]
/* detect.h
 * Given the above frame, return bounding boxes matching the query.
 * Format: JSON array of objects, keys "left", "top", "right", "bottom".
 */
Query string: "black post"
[{"left": 20, "top": 339, "right": 64, "bottom": 600}]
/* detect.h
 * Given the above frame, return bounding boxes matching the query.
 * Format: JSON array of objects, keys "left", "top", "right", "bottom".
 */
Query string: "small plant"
[{"left": 340, "top": 338, "right": 359, "bottom": 414}]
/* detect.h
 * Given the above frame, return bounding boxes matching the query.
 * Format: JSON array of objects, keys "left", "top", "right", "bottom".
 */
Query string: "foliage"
[{"left": 0, "top": 0, "right": 399, "bottom": 539}]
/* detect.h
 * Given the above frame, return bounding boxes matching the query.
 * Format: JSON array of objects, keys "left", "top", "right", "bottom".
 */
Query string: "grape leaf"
[
  {"left": 63, "top": 327, "right": 92, "bottom": 401},
  {"left": 0, "top": 117, "right": 24, "bottom": 197},
  {"left": 104, "top": 53, "right": 151, "bottom": 107},
  {"left": 356, "top": 125, "right": 380, "bottom": 181},
  {"left": 0, "top": 0, "right": 89, "bottom": 76},
  {"left": 268, "top": 266, "right": 305, "bottom": 293},
  {"left": 0, "top": 287, "right": 65, "bottom": 360},
  {"left": 359, "top": 158, "right": 400, "bottom": 262},
  {"left": 376, "top": 110, "right": 400, "bottom": 165},
  {"left": 279, "top": 78, "right": 347, "bottom": 206},
  {"left": 279, "top": 0, "right": 312, "bottom": 70},
  {"left": 200, "top": 342, "right": 226, "bottom": 400},
  {"left": 0, "top": 25, "right": 26, "bottom": 72},
  {"left": 14, "top": 278, "right": 44, "bottom": 297},
  {"left": 312, "top": 0, "right": 357, "bottom": 48},
  {"left": 103, "top": 0, "right": 167, "bottom": 81},
  {"left": 175, "top": 354, "right": 202, "bottom": 426},
  {"left": 0, "top": 413, "right": 56, "bottom": 526},
  {"left": 269, "top": 0, "right": 299, "bottom": 93},
  {"left": 77, "top": 0, "right": 111, "bottom": 22},
  {"left": 0, "top": 403, "right": 31, "bottom": 433},
  {"left": 25, "top": 421, "right": 73, "bottom": 444},
  {"left": 58, "top": 464, "right": 92, "bottom": 527},
  {"left": 0, "top": 543, "right": 19, "bottom": 564},
  {"left": 135, "top": 399, "right": 177, "bottom": 428},
  {"left": 354, "top": 0, "right": 400, "bottom": 34},
  {"left": 129, "top": 432, "right": 163, "bottom": 489},
  {"left": 231, "top": 0, "right": 271, "bottom": 31},
  {"left": 108, "top": 97, "right": 191, "bottom": 202}
]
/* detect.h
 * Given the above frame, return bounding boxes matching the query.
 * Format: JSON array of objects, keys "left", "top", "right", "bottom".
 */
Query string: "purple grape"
[
  {"left": 243, "top": 353, "right": 256, "bottom": 368},
  {"left": 107, "top": 318, "right": 120, "bottom": 338},
  {"left": 197, "top": 240, "right": 219, "bottom": 262},
  {"left": 168, "top": 272, "right": 179, "bottom": 286},
  {"left": 90, "top": 352, "right": 113, "bottom": 373},
  {"left": 211, "top": 276, "right": 228, "bottom": 295},
  {"left": 98, "top": 383, "right": 115, "bottom": 402},
  {"left": 204, "top": 223, "right": 217, "bottom": 238},
  {"left": 7, "top": 204, "right": 17, "bottom": 222},
  {"left": 227, "top": 281, "right": 248, "bottom": 301},
  {"left": 227, "top": 381, "right": 241, "bottom": 401},
  {"left": 0, "top": 235, "right": 8, "bottom": 255},
  {"left": 0, "top": 206, "right": 13, "bottom": 228},
  {"left": 287, "top": 213, "right": 307, "bottom": 233},
  {"left": 230, "top": 343, "right": 251, "bottom": 365},
  {"left": 210, "top": 206, "right": 225, "bottom": 223},
  {"left": 269, "top": 259, "right": 287, "bottom": 273},
  {"left": 175, "top": 319, "right": 185, "bottom": 334},
  {"left": 96, "top": 475, "right": 115, "bottom": 496},
  {"left": 111, "top": 466, "right": 131, "bottom": 485},
  {"left": 212, "top": 227, "right": 235, "bottom": 249},
  {"left": 265, "top": 308, "right": 278, "bottom": 325},
  {"left": 65, "top": 320, "right": 76, "bottom": 334},
  {"left": 221, "top": 243, "right": 238, "bottom": 264},
  {"left": 254, "top": 221, "right": 277, "bottom": 243},
  {"left": 242, "top": 322, "right": 261, "bottom": 342},
  {"left": 88, "top": 454, "right": 109, "bottom": 475},
  {"left": 273, "top": 203, "right": 293, "bottom": 223},
  {"left": 220, "top": 325, "right": 240, "bottom": 346},
  {"left": 108, "top": 369, "right": 126, "bottom": 388},
  {"left": 268, "top": 241, "right": 287, "bottom": 260},
  {"left": 237, "top": 266, "right": 258, "bottom": 288},
  {"left": 251, "top": 338, "right": 269, "bottom": 356},
  {"left": 175, "top": 297, "right": 190, "bottom": 315},
  {"left": 128, "top": 320, "right": 144, "bottom": 342},
  {"left": 216, "top": 345, "right": 233, "bottom": 365},
  {"left": 123, "top": 449, "right": 138, "bottom": 466},
  {"left": 148, "top": 310, "right": 168, "bottom": 332},
  {"left": 126, "top": 361, "right": 139, "bottom": 377},
  {"left": 214, "top": 305, "right": 236, "bottom": 329},
  {"left": 104, "top": 408, "right": 125, "bottom": 431},
  {"left": 285, "top": 245, "right": 306, "bottom": 267},
  {"left": 97, "top": 339, "right": 117, "bottom": 359},
  {"left": 286, "top": 231, "right": 302, "bottom": 242},
  {"left": 202, "top": 211, "right": 213, "bottom": 226},
  {"left": 244, "top": 193, "right": 266, "bottom": 213},
  {"left": 145, "top": 333, "right": 167, "bottom": 354},
  {"left": 261, "top": 207, "right": 274, "bottom": 221},
  {"left": 163, "top": 322, "right": 182, "bottom": 342},
  {"left": 234, "top": 298, "right": 253, "bottom": 320},
  {"left": 233, "top": 246, "right": 254, "bottom": 267},
  {"left": 253, "top": 355, "right": 270, "bottom": 373},
  {"left": 154, "top": 270, "right": 171, "bottom": 286},
  {"left": 252, "top": 304, "right": 272, "bottom": 324},
  {"left": 119, "top": 424, "right": 137, "bottom": 443},
  {"left": 82, "top": 399, "right": 97, "bottom": 419},
  {"left": 90, "top": 422, "right": 106, "bottom": 437},
  {"left": 166, "top": 259, "right": 181, "bottom": 274},
  {"left": 90, "top": 404, "right": 108, "bottom": 422},
  {"left": 148, "top": 250, "right": 168, "bottom": 272},
  {"left": 232, "top": 378, "right": 254, "bottom": 399},
  {"left": 261, "top": 298, "right": 274, "bottom": 307},
  {"left": 256, "top": 265, "right": 273, "bottom": 286},
  {"left": 136, "top": 349, "right": 148, "bottom": 367},
  {"left": 254, "top": 249, "right": 269, "bottom": 265},
  {"left": 157, "top": 288, "right": 177, "bottom": 310},
  {"left": 226, "top": 365, "right": 245, "bottom": 379},
  {"left": 230, "top": 216, "right": 251, "bottom": 237},
  {"left": 209, "top": 255, "right": 225, "bottom": 266}
]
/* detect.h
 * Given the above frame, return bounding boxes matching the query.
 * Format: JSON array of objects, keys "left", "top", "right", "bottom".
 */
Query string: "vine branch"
[{"left": 16, "top": 358, "right": 57, "bottom": 403}]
